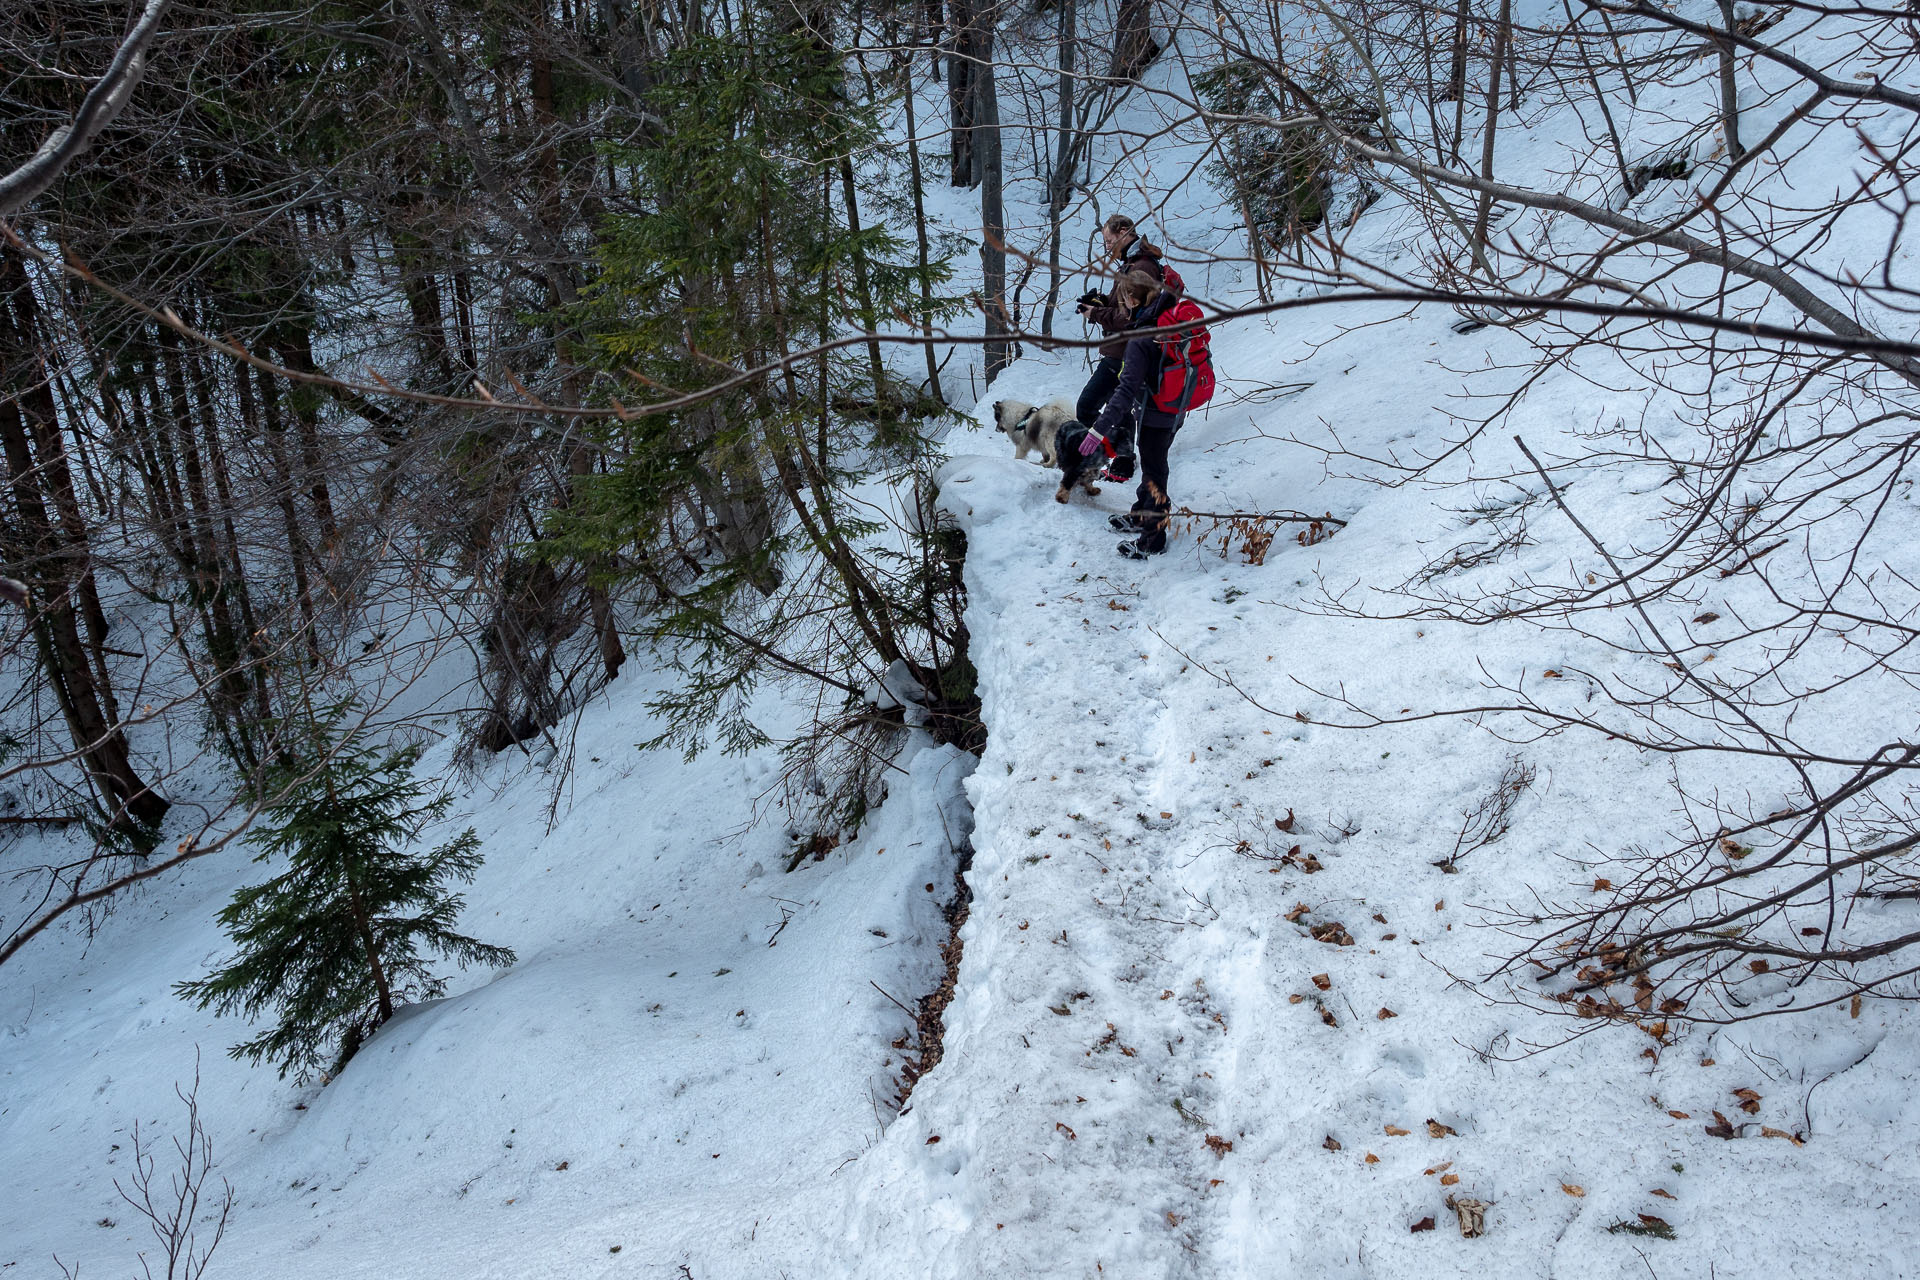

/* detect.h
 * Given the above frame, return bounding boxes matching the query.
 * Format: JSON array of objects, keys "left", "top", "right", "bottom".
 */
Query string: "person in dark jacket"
[
  {"left": 1075, "top": 214, "right": 1170, "bottom": 478},
  {"left": 1079, "top": 272, "right": 1195, "bottom": 559}
]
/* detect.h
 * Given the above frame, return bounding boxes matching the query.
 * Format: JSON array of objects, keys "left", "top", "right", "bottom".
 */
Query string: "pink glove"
[{"left": 1078, "top": 430, "right": 1107, "bottom": 457}]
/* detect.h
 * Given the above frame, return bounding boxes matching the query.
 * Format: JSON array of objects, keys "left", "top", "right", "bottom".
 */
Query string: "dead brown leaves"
[{"left": 1311, "top": 921, "right": 1356, "bottom": 946}]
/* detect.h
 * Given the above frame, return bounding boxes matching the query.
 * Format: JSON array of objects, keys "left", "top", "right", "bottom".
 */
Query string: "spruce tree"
[
  {"left": 177, "top": 713, "right": 515, "bottom": 1082},
  {"left": 542, "top": 16, "right": 963, "bottom": 775}
]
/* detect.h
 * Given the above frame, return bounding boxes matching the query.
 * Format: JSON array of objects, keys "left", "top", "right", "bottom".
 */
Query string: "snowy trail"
[
  {"left": 825, "top": 366, "right": 1920, "bottom": 1277},
  {"left": 829, "top": 448, "right": 1268, "bottom": 1274}
]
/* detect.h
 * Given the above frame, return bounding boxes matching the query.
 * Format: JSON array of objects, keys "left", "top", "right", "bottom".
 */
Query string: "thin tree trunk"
[
  {"left": 246, "top": 364, "right": 323, "bottom": 667},
  {"left": 0, "top": 252, "right": 166, "bottom": 834},
  {"left": 1043, "top": 0, "right": 1075, "bottom": 338},
  {"left": 1565, "top": 0, "right": 1633, "bottom": 193},
  {"left": 948, "top": 0, "right": 979, "bottom": 186},
  {"left": 1447, "top": 0, "right": 1471, "bottom": 165},
  {"left": 979, "top": 19, "right": 1011, "bottom": 383},
  {"left": 1715, "top": 0, "right": 1745, "bottom": 160},
  {"left": 899, "top": 33, "right": 945, "bottom": 403},
  {"left": 343, "top": 866, "right": 395, "bottom": 1023},
  {"left": 1469, "top": 0, "right": 1513, "bottom": 269},
  {"left": 837, "top": 154, "right": 888, "bottom": 393}
]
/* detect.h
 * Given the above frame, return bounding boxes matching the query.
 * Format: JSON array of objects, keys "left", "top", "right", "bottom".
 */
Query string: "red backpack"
[{"left": 1149, "top": 297, "right": 1213, "bottom": 416}]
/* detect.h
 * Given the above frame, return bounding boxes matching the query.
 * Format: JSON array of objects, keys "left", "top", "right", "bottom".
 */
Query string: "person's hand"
[{"left": 1078, "top": 430, "right": 1107, "bottom": 457}]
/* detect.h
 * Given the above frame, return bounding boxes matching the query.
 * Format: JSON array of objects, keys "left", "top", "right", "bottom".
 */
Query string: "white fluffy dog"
[
  {"left": 992, "top": 396, "right": 1078, "bottom": 466},
  {"left": 991, "top": 396, "right": 1106, "bottom": 503}
]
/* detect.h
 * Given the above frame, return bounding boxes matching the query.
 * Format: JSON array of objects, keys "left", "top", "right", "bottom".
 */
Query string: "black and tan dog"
[{"left": 992, "top": 396, "right": 1114, "bottom": 503}]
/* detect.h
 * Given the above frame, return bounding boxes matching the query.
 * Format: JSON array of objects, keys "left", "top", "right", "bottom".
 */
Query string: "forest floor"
[
  {"left": 9, "top": 16, "right": 1920, "bottom": 1277},
  {"left": 8, "top": 294, "right": 1917, "bottom": 1278}
]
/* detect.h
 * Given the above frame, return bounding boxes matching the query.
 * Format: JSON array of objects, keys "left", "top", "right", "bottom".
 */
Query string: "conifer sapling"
[{"left": 178, "top": 713, "right": 515, "bottom": 1082}]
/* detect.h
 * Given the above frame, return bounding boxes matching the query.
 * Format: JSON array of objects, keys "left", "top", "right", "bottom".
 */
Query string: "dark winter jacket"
[
  {"left": 1083, "top": 240, "right": 1168, "bottom": 358},
  {"left": 1091, "top": 290, "right": 1182, "bottom": 438}
]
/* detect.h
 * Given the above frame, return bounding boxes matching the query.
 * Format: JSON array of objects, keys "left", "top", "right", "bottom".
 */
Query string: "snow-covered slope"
[
  {"left": 9, "top": 4, "right": 1920, "bottom": 1276},
  {"left": 3, "top": 666, "right": 974, "bottom": 1278},
  {"left": 825, "top": 311, "right": 1920, "bottom": 1276}
]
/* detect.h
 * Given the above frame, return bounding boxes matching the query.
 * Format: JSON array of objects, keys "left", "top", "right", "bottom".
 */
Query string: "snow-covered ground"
[
  {"left": 3, "top": 665, "right": 974, "bottom": 1277},
  {"left": 9, "top": 3, "right": 1920, "bottom": 1276}
]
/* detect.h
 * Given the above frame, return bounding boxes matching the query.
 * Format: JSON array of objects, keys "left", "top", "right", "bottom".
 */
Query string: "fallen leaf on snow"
[
  {"left": 1364, "top": 1153, "right": 1380, "bottom": 1164},
  {"left": 1446, "top": 1195, "right": 1489, "bottom": 1238},
  {"left": 1384, "top": 1125, "right": 1411, "bottom": 1137},
  {"left": 1410, "top": 1216, "right": 1437, "bottom": 1233},
  {"left": 1055, "top": 1122, "right": 1076, "bottom": 1140},
  {"left": 1650, "top": 1188, "right": 1676, "bottom": 1200},
  {"left": 1593, "top": 877, "right": 1613, "bottom": 891},
  {"left": 1561, "top": 1183, "right": 1585, "bottom": 1197},
  {"left": 1441, "top": 1173, "right": 1461, "bottom": 1187},
  {"left": 1378, "top": 1007, "right": 1398, "bottom": 1020},
  {"left": 1427, "top": 1119, "right": 1457, "bottom": 1138},
  {"left": 1424, "top": 1161, "right": 1453, "bottom": 1176},
  {"left": 1205, "top": 1134, "right": 1233, "bottom": 1157},
  {"left": 1323, "top": 1135, "right": 1343, "bottom": 1152},
  {"left": 1311, "top": 973, "right": 1332, "bottom": 990},
  {"left": 1760, "top": 1126, "right": 1805, "bottom": 1145},
  {"left": 1667, "top": 1110, "right": 1691, "bottom": 1119}
]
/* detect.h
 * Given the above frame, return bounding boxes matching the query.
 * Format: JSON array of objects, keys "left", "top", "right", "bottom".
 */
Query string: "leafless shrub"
[
  {"left": 1434, "top": 754, "right": 1536, "bottom": 872},
  {"left": 55, "top": 1057, "right": 233, "bottom": 1280}
]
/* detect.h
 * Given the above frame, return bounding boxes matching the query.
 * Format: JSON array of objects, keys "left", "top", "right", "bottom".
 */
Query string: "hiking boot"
[
  {"left": 1109, "top": 512, "right": 1146, "bottom": 533},
  {"left": 1117, "top": 537, "right": 1165, "bottom": 561}
]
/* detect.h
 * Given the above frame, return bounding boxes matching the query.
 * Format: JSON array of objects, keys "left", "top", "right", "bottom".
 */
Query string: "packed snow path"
[
  {"left": 827, "top": 382, "right": 1920, "bottom": 1279},
  {"left": 7, "top": 333, "right": 1919, "bottom": 1279}
]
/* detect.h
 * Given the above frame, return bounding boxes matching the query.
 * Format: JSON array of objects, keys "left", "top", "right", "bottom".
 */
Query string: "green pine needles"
[
  {"left": 178, "top": 714, "right": 515, "bottom": 1082},
  {"left": 540, "top": 16, "right": 965, "bottom": 777}
]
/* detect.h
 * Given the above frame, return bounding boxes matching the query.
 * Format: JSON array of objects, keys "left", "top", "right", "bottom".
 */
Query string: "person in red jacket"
[
  {"left": 1079, "top": 271, "right": 1213, "bottom": 559},
  {"left": 1075, "top": 214, "right": 1178, "bottom": 479}
]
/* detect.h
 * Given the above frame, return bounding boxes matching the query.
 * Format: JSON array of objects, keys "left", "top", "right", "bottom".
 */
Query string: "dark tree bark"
[
  {"left": 948, "top": 0, "right": 981, "bottom": 186},
  {"left": 0, "top": 249, "right": 167, "bottom": 835},
  {"left": 1107, "top": 0, "right": 1159, "bottom": 82},
  {"left": 897, "top": 21, "right": 945, "bottom": 402},
  {"left": 979, "top": 19, "right": 1011, "bottom": 382}
]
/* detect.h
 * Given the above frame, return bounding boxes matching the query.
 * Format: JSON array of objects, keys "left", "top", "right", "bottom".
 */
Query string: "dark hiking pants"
[
  {"left": 1129, "top": 410, "right": 1182, "bottom": 552},
  {"left": 1077, "top": 357, "right": 1124, "bottom": 435}
]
